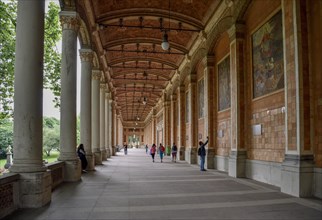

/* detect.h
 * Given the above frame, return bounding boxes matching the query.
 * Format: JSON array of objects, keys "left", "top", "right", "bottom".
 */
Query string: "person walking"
[
  {"left": 150, "top": 144, "right": 157, "bottom": 162},
  {"left": 124, "top": 144, "right": 128, "bottom": 155},
  {"left": 159, "top": 143, "right": 165, "bottom": 163},
  {"left": 171, "top": 143, "right": 178, "bottom": 162},
  {"left": 145, "top": 144, "right": 148, "bottom": 154},
  {"left": 77, "top": 144, "right": 88, "bottom": 173},
  {"left": 198, "top": 136, "right": 209, "bottom": 171}
]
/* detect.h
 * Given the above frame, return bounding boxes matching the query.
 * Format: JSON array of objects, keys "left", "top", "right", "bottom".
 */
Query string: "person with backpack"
[
  {"left": 159, "top": 143, "right": 165, "bottom": 163},
  {"left": 198, "top": 136, "right": 209, "bottom": 171},
  {"left": 171, "top": 143, "right": 178, "bottom": 162},
  {"left": 150, "top": 144, "right": 157, "bottom": 162}
]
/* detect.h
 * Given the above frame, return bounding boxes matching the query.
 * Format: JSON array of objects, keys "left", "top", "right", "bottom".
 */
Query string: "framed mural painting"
[
  {"left": 252, "top": 10, "right": 284, "bottom": 99},
  {"left": 218, "top": 55, "right": 230, "bottom": 111},
  {"left": 217, "top": 56, "right": 230, "bottom": 111},
  {"left": 198, "top": 78, "right": 204, "bottom": 118}
]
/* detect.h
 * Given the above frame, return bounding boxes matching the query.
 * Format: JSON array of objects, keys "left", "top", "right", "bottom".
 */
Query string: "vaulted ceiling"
[{"left": 67, "top": 0, "right": 222, "bottom": 126}]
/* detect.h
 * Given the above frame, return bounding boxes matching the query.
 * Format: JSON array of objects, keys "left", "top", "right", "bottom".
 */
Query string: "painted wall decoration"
[
  {"left": 218, "top": 56, "right": 231, "bottom": 111},
  {"left": 252, "top": 10, "right": 284, "bottom": 98},
  {"left": 198, "top": 78, "right": 205, "bottom": 118}
]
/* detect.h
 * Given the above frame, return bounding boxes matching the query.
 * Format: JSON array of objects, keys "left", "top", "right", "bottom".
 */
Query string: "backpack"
[{"left": 197, "top": 148, "right": 201, "bottom": 156}]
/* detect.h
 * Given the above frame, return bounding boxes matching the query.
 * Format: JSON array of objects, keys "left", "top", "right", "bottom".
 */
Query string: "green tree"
[
  {"left": 0, "top": 1, "right": 62, "bottom": 119},
  {"left": 44, "top": 2, "right": 62, "bottom": 109},
  {"left": 0, "top": 119, "right": 13, "bottom": 159},
  {"left": 43, "top": 116, "right": 60, "bottom": 157},
  {"left": 0, "top": 0, "right": 16, "bottom": 119}
]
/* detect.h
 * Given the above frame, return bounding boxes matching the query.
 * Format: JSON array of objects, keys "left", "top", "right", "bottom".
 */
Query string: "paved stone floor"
[{"left": 4, "top": 148, "right": 322, "bottom": 220}]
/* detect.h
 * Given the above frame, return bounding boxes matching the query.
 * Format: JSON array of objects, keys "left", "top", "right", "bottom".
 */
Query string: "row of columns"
[{"left": 10, "top": 3, "right": 115, "bottom": 208}]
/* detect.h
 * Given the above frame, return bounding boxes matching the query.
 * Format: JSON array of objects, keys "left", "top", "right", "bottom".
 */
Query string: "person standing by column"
[
  {"left": 198, "top": 136, "right": 208, "bottom": 171},
  {"left": 145, "top": 144, "right": 148, "bottom": 154},
  {"left": 124, "top": 143, "right": 128, "bottom": 155}
]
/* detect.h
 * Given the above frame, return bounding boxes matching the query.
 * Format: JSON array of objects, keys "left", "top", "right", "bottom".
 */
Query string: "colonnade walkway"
[{"left": 5, "top": 148, "right": 322, "bottom": 220}]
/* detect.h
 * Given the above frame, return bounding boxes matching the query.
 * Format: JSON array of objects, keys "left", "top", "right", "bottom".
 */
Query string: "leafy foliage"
[
  {"left": 0, "top": 119, "right": 13, "bottom": 159},
  {"left": 43, "top": 117, "right": 60, "bottom": 156},
  {"left": 0, "top": 1, "right": 62, "bottom": 119},
  {"left": 44, "top": 2, "right": 62, "bottom": 109},
  {"left": 0, "top": 0, "right": 16, "bottom": 119}
]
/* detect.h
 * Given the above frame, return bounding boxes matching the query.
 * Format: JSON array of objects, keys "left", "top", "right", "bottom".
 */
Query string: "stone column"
[
  {"left": 187, "top": 74, "right": 198, "bottom": 164},
  {"left": 112, "top": 102, "right": 117, "bottom": 154},
  {"left": 162, "top": 95, "right": 171, "bottom": 151},
  {"left": 204, "top": 56, "right": 215, "bottom": 169},
  {"left": 151, "top": 108, "right": 157, "bottom": 144},
  {"left": 92, "top": 69, "right": 102, "bottom": 165},
  {"left": 109, "top": 99, "right": 113, "bottom": 155},
  {"left": 115, "top": 112, "right": 119, "bottom": 147},
  {"left": 105, "top": 91, "right": 111, "bottom": 158},
  {"left": 79, "top": 48, "right": 95, "bottom": 171},
  {"left": 228, "top": 23, "right": 246, "bottom": 178},
  {"left": 281, "top": 0, "right": 314, "bottom": 197},
  {"left": 58, "top": 11, "right": 81, "bottom": 181},
  {"left": 170, "top": 94, "right": 177, "bottom": 146},
  {"left": 100, "top": 83, "right": 107, "bottom": 160},
  {"left": 10, "top": 1, "right": 51, "bottom": 207},
  {"left": 177, "top": 85, "right": 186, "bottom": 160}
]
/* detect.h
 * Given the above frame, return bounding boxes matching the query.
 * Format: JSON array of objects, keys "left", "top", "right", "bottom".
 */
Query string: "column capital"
[
  {"left": 100, "top": 83, "right": 106, "bottom": 90},
  {"left": 59, "top": 11, "right": 80, "bottom": 32},
  {"left": 79, "top": 49, "right": 93, "bottom": 63},
  {"left": 227, "top": 22, "right": 246, "bottom": 42},
  {"left": 92, "top": 69, "right": 101, "bottom": 80}
]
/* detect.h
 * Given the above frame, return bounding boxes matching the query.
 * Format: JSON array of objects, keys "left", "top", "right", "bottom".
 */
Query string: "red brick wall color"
[{"left": 244, "top": 0, "right": 285, "bottom": 162}]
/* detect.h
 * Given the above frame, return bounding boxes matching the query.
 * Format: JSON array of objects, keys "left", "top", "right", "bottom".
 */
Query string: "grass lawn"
[
  {"left": 0, "top": 159, "right": 5, "bottom": 169},
  {"left": 0, "top": 150, "right": 60, "bottom": 170}
]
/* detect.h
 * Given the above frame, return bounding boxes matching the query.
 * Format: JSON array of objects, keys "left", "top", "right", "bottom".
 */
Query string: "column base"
[
  {"left": 111, "top": 146, "right": 116, "bottom": 156},
  {"left": 19, "top": 171, "right": 52, "bottom": 208},
  {"left": 94, "top": 151, "right": 102, "bottom": 165},
  {"left": 106, "top": 147, "right": 111, "bottom": 158},
  {"left": 186, "top": 147, "right": 197, "bottom": 164},
  {"left": 101, "top": 149, "right": 107, "bottom": 161},
  {"left": 205, "top": 148, "right": 215, "bottom": 169},
  {"left": 61, "top": 159, "right": 81, "bottom": 182},
  {"left": 281, "top": 154, "right": 314, "bottom": 197},
  {"left": 228, "top": 150, "right": 246, "bottom": 178},
  {"left": 179, "top": 146, "right": 185, "bottom": 160},
  {"left": 86, "top": 154, "right": 95, "bottom": 171}
]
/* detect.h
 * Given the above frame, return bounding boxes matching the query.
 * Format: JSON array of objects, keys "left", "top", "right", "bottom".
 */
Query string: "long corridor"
[{"left": 5, "top": 148, "right": 322, "bottom": 220}]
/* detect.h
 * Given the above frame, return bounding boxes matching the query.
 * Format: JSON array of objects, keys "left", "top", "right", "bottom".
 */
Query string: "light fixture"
[
  {"left": 142, "top": 97, "right": 147, "bottom": 105},
  {"left": 161, "top": 32, "right": 169, "bottom": 50}
]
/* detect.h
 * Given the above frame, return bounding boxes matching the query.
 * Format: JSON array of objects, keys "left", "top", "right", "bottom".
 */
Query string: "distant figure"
[
  {"left": 124, "top": 144, "right": 128, "bottom": 155},
  {"left": 145, "top": 144, "right": 148, "bottom": 154},
  {"left": 171, "top": 143, "right": 177, "bottom": 163},
  {"left": 159, "top": 143, "right": 165, "bottom": 163},
  {"left": 77, "top": 144, "right": 88, "bottom": 173},
  {"left": 150, "top": 144, "right": 157, "bottom": 162},
  {"left": 198, "top": 136, "right": 209, "bottom": 171}
]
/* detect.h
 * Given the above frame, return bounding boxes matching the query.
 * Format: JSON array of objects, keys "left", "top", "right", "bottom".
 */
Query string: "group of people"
[
  {"left": 147, "top": 143, "right": 178, "bottom": 163},
  {"left": 76, "top": 136, "right": 209, "bottom": 173},
  {"left": 146, "top": 136, "right": 208, "bottom": 171}
]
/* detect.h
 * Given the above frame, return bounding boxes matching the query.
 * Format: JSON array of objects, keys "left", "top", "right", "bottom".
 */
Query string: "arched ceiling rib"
[{"left": 75, "top": 0, "right": 222, "bottom": 124}]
